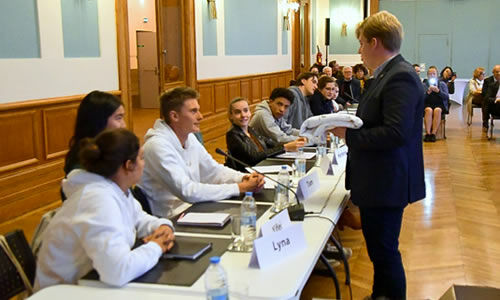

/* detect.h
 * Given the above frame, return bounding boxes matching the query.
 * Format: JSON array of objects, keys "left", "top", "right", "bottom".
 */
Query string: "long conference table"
[{"left": 29, "top": 149, "right": 349, "bottom": 300}]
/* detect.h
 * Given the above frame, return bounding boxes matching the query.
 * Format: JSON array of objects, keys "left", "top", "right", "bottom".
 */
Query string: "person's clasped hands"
[
  {"left": 143, "top": 224, "right": 175, "bottom": 253},
  {"left": 239, "top": 172, "right": 265, "bottom": 193}
]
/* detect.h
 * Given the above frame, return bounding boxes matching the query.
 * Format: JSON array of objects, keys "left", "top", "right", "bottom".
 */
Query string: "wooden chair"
[{"left": 0, "top": 230, "right": 36, "bottom": 299}]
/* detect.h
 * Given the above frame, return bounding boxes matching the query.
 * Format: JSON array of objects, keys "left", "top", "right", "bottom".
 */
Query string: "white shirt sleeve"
[{"left": 75, "top": 188, "right": 163, "bottom": 287}]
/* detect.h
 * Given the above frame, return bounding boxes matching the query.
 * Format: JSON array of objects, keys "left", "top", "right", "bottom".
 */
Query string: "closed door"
[
  {"left": 417, "top": 34, "right": 450, "bottom": 73},
  {"left": 137, "top": 31, "right": 159, "bottom": 108}
]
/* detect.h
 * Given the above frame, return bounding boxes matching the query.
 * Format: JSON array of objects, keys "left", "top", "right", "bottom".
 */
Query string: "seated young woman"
[
  {"left": 309, "top": 76, "right": 342, "bottom": 115},
  {"left": 423, "top": 66, "right": 449, "bottom": 142},
  {"left": 35, "top": 129, "right": 175, "bottom": 290},
  {"left": 225, "top": 97, "right": 305, "bottom": 172},
  {"left": 64, "top": 90, "right": 126, "bottom": 175}
]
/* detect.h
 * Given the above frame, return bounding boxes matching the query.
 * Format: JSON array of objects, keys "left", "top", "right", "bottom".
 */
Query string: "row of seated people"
[
  {"left": 463, "top": 65, "right": 500, "bottom": 130},
  {"left": 35, "top": 77, "right": 358, "bottom": 291}
]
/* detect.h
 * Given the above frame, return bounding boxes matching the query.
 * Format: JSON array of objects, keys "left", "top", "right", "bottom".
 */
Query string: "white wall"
[
  {"left": 195, "top": 0, "right": 292, "bottom": 80},
  {"left": 0, "top": 0, "right": 118, "bottom": 103},
  {"left": 127, "top": 0, "right": 156, "bottom": 69}
]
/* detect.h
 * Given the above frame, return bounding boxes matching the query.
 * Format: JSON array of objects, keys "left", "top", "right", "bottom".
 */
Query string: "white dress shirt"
[
  {"left": 35, "top": 170, "right": 173, "bottom": 290},
  {"left": 139, "top": 119, "right": 245, "bottom": 218}
]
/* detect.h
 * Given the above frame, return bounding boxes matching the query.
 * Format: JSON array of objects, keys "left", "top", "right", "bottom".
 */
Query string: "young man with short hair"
[
  {"left": 139, "top": 87, "right": 264, "bottom": 218},
  {"left": 285, "top": 72, "right": 318, "bottom": 129},
  {"left": 250, "top": 87, "right": 307, "bottom": 145},
  {"left": 332, "top": 11, "right": 425, "bottom": 300}
]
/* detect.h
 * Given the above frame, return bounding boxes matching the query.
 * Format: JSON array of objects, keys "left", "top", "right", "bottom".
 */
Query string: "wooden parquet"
[{"left": 1, "top": 103, "right": 498, "bottom": 300}]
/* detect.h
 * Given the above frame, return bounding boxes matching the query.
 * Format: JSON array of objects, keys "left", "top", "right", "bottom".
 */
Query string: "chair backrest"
[
  {"left": 0, "top": 230, "right": 36, "bottom": 299},
  {"left": 131, "top": 185, "right": 152, "bottom": 215}
]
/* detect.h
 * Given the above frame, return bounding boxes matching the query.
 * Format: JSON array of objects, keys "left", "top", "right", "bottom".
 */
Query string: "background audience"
[{"left": 423, "top": 66, "right": 449, "bottom": 142}]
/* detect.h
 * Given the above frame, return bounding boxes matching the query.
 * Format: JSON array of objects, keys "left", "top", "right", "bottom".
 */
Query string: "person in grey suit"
[{"left": 332, "top": 11, "right": 425, "bottom": 300}]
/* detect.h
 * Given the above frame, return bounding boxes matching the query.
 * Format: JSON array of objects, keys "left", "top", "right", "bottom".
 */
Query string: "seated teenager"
[
  {"left": 250, "top": 87, "right": 307, "bottom": 145},
  {"left": 35, "top": 129, "right": 175, "bottom": 290},
  {"left": 64, "top": 91, "right": 126, "bottom": 175},
  {"left": 225, "top": 97, "right": 305, "bottom": 172},
  {"left": 286, "top": 72, "right": 318, "bottom": 129},
  {"left": 138, "top": 87, "right": 264, "bottom": 218},
  {"left": 423, "top": 66, "right": 449, "bottom": 142},
  {"left": 309, "top": 76, "right": 342, "bottom": 115}
]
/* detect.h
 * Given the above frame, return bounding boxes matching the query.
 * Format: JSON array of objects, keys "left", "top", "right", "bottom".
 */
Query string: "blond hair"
[
  {"left": 227, "top": 97, "right": 248, "bottom": 121},
  {"left": 473, "top": 67, "right": 485, "bottom": 80},
  {"left": 356, "top": 11, "right": 403, "bottom": 52}
]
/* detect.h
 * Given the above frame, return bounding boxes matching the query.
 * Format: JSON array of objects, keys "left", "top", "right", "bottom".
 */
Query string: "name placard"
[
  {"left": 332, "top": 145, "right": 348, "bottom": 166},
  {"left": 260, "top": 209, "right": 291, "bottom": 237},
  {"left": 296, "top": 170, "right": 320, "bottom": 202},
  {"left": 249, "top": 223, "right": 307, "bottom": 269},
  {"left": 319, "top": 155, "right": 333, "bottom": 175}
]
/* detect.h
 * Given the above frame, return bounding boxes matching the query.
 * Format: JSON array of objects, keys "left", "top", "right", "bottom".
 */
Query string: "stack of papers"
[
  {"left": 245, "top": 165, "right": 293, "bottom": 174},
  {"left": 177, "top": 212, "right": 231, "bottom": 227},
  {"left": 276, "top": 152, "right": 316, "bottom": 159}
]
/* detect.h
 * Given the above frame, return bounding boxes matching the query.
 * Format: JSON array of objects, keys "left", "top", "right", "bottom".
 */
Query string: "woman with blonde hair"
[
  {"left": 225, "top": 97, "right": 304, "bottom": 172},
  {"left": 465, "top": 67, "right": 485, "bottom": 122}
]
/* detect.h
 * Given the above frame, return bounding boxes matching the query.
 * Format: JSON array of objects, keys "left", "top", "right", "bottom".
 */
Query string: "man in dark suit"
[
  {"left": 333, "top": 11, "right": 425, "bottom": 300},
  {"left": 482, "top": 65, "right": 500, "bottom": 129},
  {"left": 481, "top": 65, "right": 500, "bottom": 131},
  {"left": 336, "top": 66, "right": 362, "bottom": 107}
]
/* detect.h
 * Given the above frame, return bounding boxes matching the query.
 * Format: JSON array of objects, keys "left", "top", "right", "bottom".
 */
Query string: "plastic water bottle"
[
  {"left": 316, "top": 134, "right": 327, "bottom": 167},
  {"left": 273, "top": 165, "right": 289, "bottom": 212},
  {"left": 240, "top": 192, "right": 256, "bottom": 249},
  {"left": 295, "top": 148, "right": 306, "bottom": 178},
  {"left": 205, "top": 256, "right": 229, "bottom": 300}
]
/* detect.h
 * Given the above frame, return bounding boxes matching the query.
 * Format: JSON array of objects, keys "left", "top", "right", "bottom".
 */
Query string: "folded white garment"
[{"left": 299, "top": 113, "right": 363, "bottom": 139}]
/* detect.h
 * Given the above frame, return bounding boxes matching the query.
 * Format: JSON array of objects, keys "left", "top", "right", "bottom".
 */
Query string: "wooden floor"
[{"left": 1, "top": 103, "right": 499, "bottom": 300}]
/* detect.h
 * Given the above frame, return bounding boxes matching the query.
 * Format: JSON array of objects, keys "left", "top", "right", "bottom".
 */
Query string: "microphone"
[{"left": 216, "top": 148, "right": 305, "bottom": 221}]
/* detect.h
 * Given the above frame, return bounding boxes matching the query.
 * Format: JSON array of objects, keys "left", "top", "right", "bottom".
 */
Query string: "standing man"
[{"left": 332, "top": 11, "right": 425, "bottom": 300}]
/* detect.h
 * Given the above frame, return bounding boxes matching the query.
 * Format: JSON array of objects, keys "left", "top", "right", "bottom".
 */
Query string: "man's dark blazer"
[
  {"left": 481, "top": 75, "right": 495, "bottom": 99},
  {"left": 345, "top": 54, "right": 426, "bottom": 208},
  {"left": 337, "top": 78, "right": 362, "bottom": 105}
]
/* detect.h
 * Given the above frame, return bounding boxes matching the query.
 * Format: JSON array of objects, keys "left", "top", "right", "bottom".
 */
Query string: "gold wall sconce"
[
  {"left": 281, "top": 0, "right": 300, "bottom": 31},
  {"left": 341, "top": 22, "right": 347, "bottom": 36},
  {"left": 208, "top": 0, "right": 217, "bottom": 19}
]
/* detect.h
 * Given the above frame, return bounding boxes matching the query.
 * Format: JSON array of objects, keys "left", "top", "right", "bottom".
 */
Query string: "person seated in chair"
[
  {"left": 225, "top": 97, "right": 305, "bottom": 172},
  {"left": 465, "top": 67, "right": 485, "bottom": 118},
  {"left": 138, "top": 87, "right": 264, "bottom": 218},
  {"left": 484, "top": 67, "right": 500, "bottom": 118},
  {"left": 250, "top": 87, "right": 308, "bottom": 145},
  {"left": 309, "top": 76, "right": 342, "bottom": 115},
  {"left": 336, "top": 66, "right": 361, "bottom": 107},
  {"left": 285, "top": 72, "right": 318, "bottom": 129},
  {"left": 423, "top": 66, "right": 449, "bottom": 142},
  {"left": 482, "top": 65, "right": 500, "bottom": 130},
  {"left": 35, "top": 129, "right": 175, "bottom": 290}
]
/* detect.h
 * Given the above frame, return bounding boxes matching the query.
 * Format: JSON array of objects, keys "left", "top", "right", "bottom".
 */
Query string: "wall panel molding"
[
  {"left": 197, "top": 70, "right": 293, "bottom": 143},
  {"left": 0, "top": 91, "right": 124, "bottom": 224}
]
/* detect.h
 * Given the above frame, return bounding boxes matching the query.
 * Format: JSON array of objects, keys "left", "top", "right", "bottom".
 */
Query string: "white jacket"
[
  {"left": 34, "top": 170, "right": 173, "bottom": 290},
  {"left": 139, "top": 119, "right": 245, "bottom": 218}
]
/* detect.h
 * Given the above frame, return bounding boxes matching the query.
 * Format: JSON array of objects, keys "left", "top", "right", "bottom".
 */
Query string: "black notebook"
[{"left": 163, "top": 238, "right": 212, "bottom": 260}]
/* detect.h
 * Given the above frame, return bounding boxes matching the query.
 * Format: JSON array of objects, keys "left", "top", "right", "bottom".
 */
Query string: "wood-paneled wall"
[
  {"left": 197, "top": 70, "right": 293, "bottom": 142},
  {"left": 0, "top": 92, "right": 121, "bottom": 223}
]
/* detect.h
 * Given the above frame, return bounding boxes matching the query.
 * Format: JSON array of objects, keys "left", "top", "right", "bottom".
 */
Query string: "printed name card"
[
  {"left": 332, "top": 145, "right": 348, "bottom": 166},
  {"left": 249, "top": 210, "right": 307, "bottom": 269},
  {"left": 319, "top": 155, "right": 333, "bottom": 175},
  {"left": 296, "top": 170, "right": 320, "bottom": 202}
]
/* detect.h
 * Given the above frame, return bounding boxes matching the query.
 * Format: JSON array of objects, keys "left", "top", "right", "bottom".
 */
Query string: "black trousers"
[{"left": 360, "top": 206, "right": 406, "bottom": 300}]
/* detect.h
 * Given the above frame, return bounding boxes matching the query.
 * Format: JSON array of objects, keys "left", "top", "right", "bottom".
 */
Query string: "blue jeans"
[{"left": 360, "top": 206, "right": 406, "bottom": 300}]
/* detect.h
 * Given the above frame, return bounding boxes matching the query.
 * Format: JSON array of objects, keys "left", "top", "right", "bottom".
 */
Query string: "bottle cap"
[
  {"left": 281, "top": 165, "right": 287, "bottom": 169},
  {"left": 210, "top": 256, "right": 220, "bottom": 264},
  {"left": 245, "top": 192, "right": 253, "bottom": 196}
]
